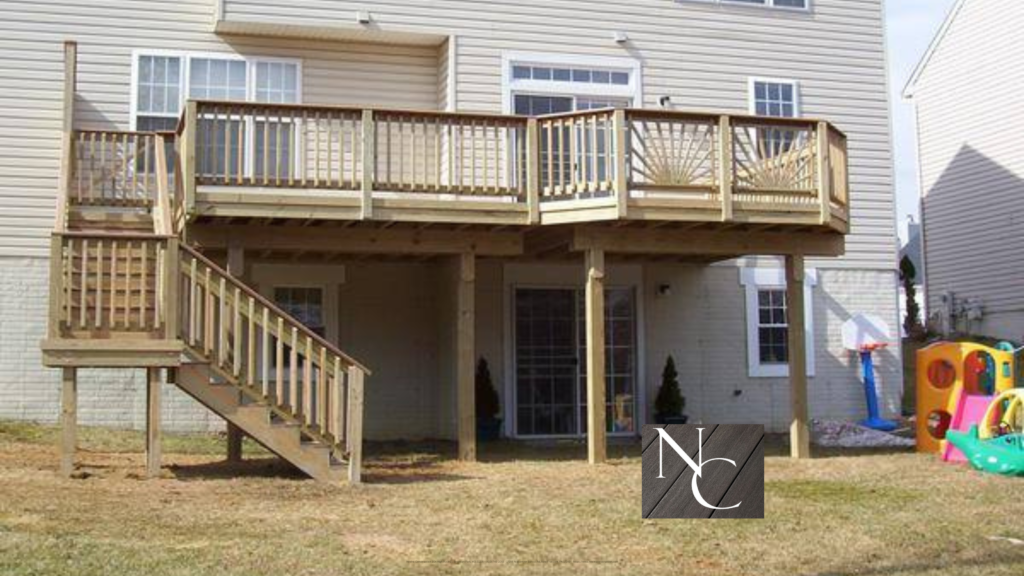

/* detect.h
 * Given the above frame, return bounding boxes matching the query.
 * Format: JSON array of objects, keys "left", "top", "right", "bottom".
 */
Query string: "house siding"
[{"left": 910, "top": 0, "right": 1024, "bottom": 338}]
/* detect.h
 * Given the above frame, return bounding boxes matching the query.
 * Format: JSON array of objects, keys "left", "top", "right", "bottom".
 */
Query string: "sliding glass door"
[{"left": 513, "top": 287, "right": 637, "bottom": 438}]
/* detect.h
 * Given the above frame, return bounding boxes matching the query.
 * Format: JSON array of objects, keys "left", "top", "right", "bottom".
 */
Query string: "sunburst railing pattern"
[
  {"left": 627, "top": 110, "right": 719, "bottom": 195},
  {"left": 730, "top": 119, "right": 818, "bottom": 207}
]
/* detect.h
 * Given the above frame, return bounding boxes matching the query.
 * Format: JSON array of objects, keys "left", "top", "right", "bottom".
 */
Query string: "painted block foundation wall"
[{"left": 1, "top": 256, "right": 900, "bottom": 437}]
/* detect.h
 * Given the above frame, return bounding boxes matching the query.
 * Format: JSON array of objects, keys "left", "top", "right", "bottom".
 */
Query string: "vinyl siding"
[
  {"left": 0, "top": 0, "right": 439, "bottom": 257},
  {"left": 911, "top": 0, "right": 1024, "bottom": 331},
  {"left": 223, "top": 0, "right": 897, "bottom": 270}
]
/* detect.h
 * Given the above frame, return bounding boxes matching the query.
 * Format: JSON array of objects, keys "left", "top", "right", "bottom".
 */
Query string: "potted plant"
[
  {"left": 476, "top": 357, "right": 503, "bottom": 441},
  {"left": 654, "top": 356, "right": 688, "bottom": 425}
]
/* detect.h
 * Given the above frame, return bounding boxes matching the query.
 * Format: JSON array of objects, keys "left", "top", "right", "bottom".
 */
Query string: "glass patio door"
[{"left": 513, "top": 287, "right": 637, "bottom": 438}]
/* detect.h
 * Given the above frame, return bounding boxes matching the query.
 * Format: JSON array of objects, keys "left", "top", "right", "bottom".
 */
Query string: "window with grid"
[
  {"left": 273, "top": 287, "right": 325, "bottom": 371},
  {"left": 697, "top": 0, "right": 808, "bottom": 9},
  {"left": 751, "top": 79, "right": 799, "bottom": 158},
  {"left": 135, "top": 55, "right": 182, "bottom": 132},
  {"left": 756, "top": 289, "right": 788, "bottom": 365}
]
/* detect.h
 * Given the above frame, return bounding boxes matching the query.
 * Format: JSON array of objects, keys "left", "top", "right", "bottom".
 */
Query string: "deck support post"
[
  {"left": 718, "top": 115, "right": 733, "bottom": 222},
  {"left": 226, "top": 244, "right": 245, "bottom": 462},
  {"left": 347, "top": 366, "right": 365, "bottom": 484},
  {"left": 525, "top": 118, "right": 540, "bottom": 224},
  {"left": 786, "top": 254, "right": 811, "bottom": 459},
  {"left": 59, "top": 367, "right": 77, "bottom": 477},
  {"left": 360, "top": 110, "right": 375, "bottom": 220},
  {"left": 146, "top": 368, "right": 162, "bottom": 477},
  {"left": 816, "top": 121, "right": 833, "bottom": 226},
  {"left": 585, "top": 248, "right": 607, "bottom": 464},
  {"left": 456, "top": 252, "right": 477, "bottom": 462}
]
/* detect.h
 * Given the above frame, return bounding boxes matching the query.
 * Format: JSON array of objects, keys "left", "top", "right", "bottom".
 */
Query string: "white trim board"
[{"left": 739, "top": 267, "right": 817, "bottom": 378}]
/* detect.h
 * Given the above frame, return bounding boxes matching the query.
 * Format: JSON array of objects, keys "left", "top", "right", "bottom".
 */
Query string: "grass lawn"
[{"left": 0, "top": 420, "right": 1022, "bottom": 576}]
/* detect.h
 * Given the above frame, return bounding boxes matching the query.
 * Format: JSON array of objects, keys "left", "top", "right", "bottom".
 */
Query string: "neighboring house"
[
  {"left": 905, "top": 0, "right": 1024, "bottom": 340},
  {"left": 0, "top": 0, "right": 899, "bottom": 477}
]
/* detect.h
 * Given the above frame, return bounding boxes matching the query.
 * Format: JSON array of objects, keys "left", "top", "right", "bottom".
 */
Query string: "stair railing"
[{"left": 177, "top": 244, "right": 368, "bottom": 467}]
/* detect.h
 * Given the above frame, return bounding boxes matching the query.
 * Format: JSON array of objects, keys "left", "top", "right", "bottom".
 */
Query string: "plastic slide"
[{"left": 941, "top": 393, "right": 993, "bottom": 462}]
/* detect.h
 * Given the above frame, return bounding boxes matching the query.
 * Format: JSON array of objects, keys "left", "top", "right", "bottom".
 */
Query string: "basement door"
[{"left": 513, "top": 287, "right": 637, "bottom": 438}]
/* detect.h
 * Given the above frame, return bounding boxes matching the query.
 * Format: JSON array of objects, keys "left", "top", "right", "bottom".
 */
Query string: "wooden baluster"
[
  {"left": 314, "top": 110, "right": 321, "bottom": 187},
  {"left": 204, "top": 267, "right": 213, "bottom": 356},
  {"left": 262, "top": 110, "right": 270, "bottom": 186},
  {"left": 332, "top": 357, "right": 342, "bottom": 440},
  {"left": 409, "top": 117, "right": 417, "bottom": 189},
  {"left": 304, "top": 336, "right": 313, "bottom": 425},
  {"left": 274, "top": 110, "right": 282, "bottom": 186},
  {"left": 143, "top": 134, "right": 151, "bottom": 198},
  {"left": 62, "top": 239, "right": 72, "bottom": 329},
  {"left": 300, "top": 110, "right": 308, "bottom": 188},
  {"left": 482, "top": 120, "right": 491, "bottom": 194},
  {"left": 434, "top": 117, "right": 442, "bottom": 192},
  {"left": 140, "top": 241, "right": 148, "bottom": 329},
  {"left": 94, "top": 240, "right": 102, "bottom": 329},
  {"left": 262, "top": 306, "right": 270, "bottom": 396},
  {"left": 470, "top": 120, "right": 477, "bottom": 192},
  {"left": 109, "top": 241, "right": 117, "bottom": 328},
  {"left": 236, "top": 107, "right": 244, "bottom": 185},
  {"left": 233, "top": 286, "right": 242, "bottom": 378},
  {"left": 123, "top": 241, "right": 131, "bottom": 328},
  {"left": 222, "top": 107, "right": 230, "bottom": 185},
  {"left": 275, "top": 317, "right": 284, "bottom": 403},
  {"left": 289, "top": 327, "right": 298, "bottom": 412},
  {"left": 327, "top": 111, "right": 335, "bottom": 188},
  {"left": 319, "top": 346, "right": 327, "bottom": 430},
  {"left": 247, "top": 296, "right": 255, "bottom": 387},
  {"left": 123, "top": 133, "right": 133, "bottom": 203},
  {"left": 79, "top": 238, "right": 87, "bottom": 328},
  {"left": 218, "top": 277, "right": 227, "bottom": 368},
  {"left": 99, "top": 133, "right": 107, "bottom": 201},
  {"left": 590, "top": 115, "right": 599, "bottom": 192},
  {"left": 189, "top": 258, "right": 198, "bottom": 346}
]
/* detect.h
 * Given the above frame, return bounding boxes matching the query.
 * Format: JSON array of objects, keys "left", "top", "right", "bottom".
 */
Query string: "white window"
[
  {"left": 740, "top": 268, "right": 816, "bottom": 378},
  {"left": 135, "top": 55, "right": 182, "bottom": 132},
  {"left": 692, "top": 0, "right": 808, "bottom": 10},
  {"left": 750, "top": 78, "right": 799, "bottom": 118},
  {"left": 131, "top": 51, "right": 301, "bottom": 131},
  {"left": 503, "top": 52, "right": 641, "bottom": 115}
]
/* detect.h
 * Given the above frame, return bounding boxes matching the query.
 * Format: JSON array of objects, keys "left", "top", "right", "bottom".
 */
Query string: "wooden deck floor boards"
[{"left": 642, "top": 425, "right": 764, "bottom": 519}]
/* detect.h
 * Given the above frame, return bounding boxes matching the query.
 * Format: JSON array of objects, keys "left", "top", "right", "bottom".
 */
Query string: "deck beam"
[
  {"left": 572, "top": 226, "right": 844, "bottom": 257},
  {"left": 585, "top": 248, "right": 607, "bottom": 464},
  {"left": 786, "top": 255, "right": 811, "bottom": 459},
  {"left": 189, "top": 224, "right": 523, "bottom": 257}
]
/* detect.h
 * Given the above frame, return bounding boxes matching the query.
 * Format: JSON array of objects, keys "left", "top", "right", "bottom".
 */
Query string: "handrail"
[
  {"left": 174, "top": 100, "right": 851, "bottom": 228},
  {"left": 179, "top": 243, "right": 370, "bottom": 374}
]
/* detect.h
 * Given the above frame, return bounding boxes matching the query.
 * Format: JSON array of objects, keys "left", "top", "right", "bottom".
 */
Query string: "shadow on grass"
[{"left": 167, "top": 457, "right": 308, "bottom": 481}]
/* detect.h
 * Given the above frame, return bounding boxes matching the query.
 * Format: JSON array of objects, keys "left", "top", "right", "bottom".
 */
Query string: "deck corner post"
[
  {"left": 585, "top": 247, "right": 607, "bottom": 464},
  {"left": 55, "top": 41, "right": 77, "bottom": 233},
  {"left": 816, "top": 121, "right": 833, "bottom": 226},
  {"left": 146, "top": 367, "right": 162, "bottom": 477},
  {"left": 525, "top": 118, "right": 541, "bottom": 225},
  {"left": 182, "top": 101, "right": 198, "bottom": 219},
  {"left": 360, "top": 109, "right": 375, "bottom": 220},
  {"left": 718, "top": 115, "right": 733, "bottom": 222},
  {"left": 613, "top": 109, "right": 629, "bottom": 218},
  {"left": 785, "top": 254, "right": 811, "bottom": 459},
  {"left": 47, "top": 235, "right": 65, "bottom": 339},
  {"left": 59, "top": 367, "right": 77, "bottom": 478},
  {"left": 346, "top": 365, "right": 365, "bottom": 484},
  {"left": 456, "top": 252, "right": 477, "bottom": 462}
]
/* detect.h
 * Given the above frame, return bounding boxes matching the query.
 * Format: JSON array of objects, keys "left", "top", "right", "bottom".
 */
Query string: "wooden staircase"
[{"left": 43, "top": 128, "right": 370, "bottom": 483}]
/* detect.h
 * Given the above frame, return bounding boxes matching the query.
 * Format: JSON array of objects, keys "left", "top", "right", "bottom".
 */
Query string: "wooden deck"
[{"left": 166, "top": 100, "right": 850, "bottom": 232}]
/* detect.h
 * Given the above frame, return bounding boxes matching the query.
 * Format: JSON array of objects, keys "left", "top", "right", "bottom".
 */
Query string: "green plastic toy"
[{"left": 946, "top": 425, "right": 1024, "bottom": 477}]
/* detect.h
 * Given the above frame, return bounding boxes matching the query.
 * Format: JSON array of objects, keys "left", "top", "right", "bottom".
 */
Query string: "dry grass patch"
[{"left": 0, "top": 421, "right": 1022, "bottom": 576}]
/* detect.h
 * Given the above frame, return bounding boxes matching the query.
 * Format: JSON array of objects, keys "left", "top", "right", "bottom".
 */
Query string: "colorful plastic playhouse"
[{"left": 915, "top": 341, "right": 1016, "bottom": 460}]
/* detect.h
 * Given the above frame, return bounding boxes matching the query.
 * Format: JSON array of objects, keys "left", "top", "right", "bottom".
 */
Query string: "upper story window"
[
  {"left": 698, "top": 0, "right": 808, "bottom": 10},
  {"left": 131, "top": 51, "right": 301, "bottom": 131},
  {"left": 750, "top": 79, "right": 798, "bottom": 118}
]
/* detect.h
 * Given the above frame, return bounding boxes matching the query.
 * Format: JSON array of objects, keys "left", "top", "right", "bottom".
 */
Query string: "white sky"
[{"left": 887, "top": 0, "right": 958, "bottom": 242}]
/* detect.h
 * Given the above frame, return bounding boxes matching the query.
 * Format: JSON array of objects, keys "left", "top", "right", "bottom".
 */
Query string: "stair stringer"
[{"left": 174, "top": 362, "right": 347, "bottom": 483}]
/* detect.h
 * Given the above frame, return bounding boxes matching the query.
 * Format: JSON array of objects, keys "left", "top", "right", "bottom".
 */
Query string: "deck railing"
[
  {"left": 178, "top": 244, "right": 367, "bottom": 456},
  {"left": 176, "top": 100, "right": 849, "bottom": 227}
]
